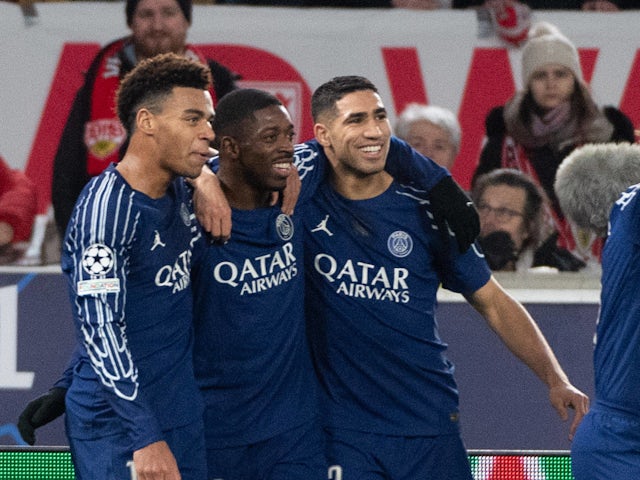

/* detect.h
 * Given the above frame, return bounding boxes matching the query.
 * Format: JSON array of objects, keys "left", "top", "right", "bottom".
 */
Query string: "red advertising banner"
[{"left": 1, "top": 4, "right": 638, "bottom": 213}]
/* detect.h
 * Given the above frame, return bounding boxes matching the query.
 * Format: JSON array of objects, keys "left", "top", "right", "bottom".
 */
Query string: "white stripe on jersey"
[{"left": 70, "top": 171, "right": 140, "bottom": 401}]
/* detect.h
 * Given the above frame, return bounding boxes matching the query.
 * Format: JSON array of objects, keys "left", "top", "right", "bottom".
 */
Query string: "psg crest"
[
  {"left": 387, "top": 231, "right": 413, "bottom": 258},
  {"left": 275, "top": 214, "right": 294, "bottom": 241}
]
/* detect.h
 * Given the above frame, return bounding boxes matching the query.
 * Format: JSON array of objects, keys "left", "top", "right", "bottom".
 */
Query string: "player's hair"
[
  {"left": 211, "top": 88, "right": 283, "bottom": 147},
  {"left": 311, "top": 75, "right": 378, "bottom": 123},
  {"left": 555, "top": 142, "right": 640, "bottom": 238},
  {"left": 471, "top": 168, "right": 545, "bottom": 249},
  {"left": 116, "top": 53, "right": 211, "bottom": 134}
]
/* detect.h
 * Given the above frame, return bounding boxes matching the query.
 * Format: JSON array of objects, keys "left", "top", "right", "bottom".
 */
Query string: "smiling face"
[
  {"left": 314, "top": 89, "right": 391, "bottom": 179},
  {"left": 154, "top": 86, "right": 215, "bottom": 179},
  {"left": 129, "top": 0, "right": 190, "bottom": 59},
  {"left": 235, "top": 104, "right": 295, "bottom": 193},
  {"left": 529, "top": 64, "right": 576, "bottom": 110}
]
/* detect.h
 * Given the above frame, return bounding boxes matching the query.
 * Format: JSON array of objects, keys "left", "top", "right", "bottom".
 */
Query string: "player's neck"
[
  {"left": 117, "top": 153, "right": 172, "bottom": 199},
  {"left": 218, "top": 173, "right": 271, "bottom": 210},
  {"left": 329, "top": 168, "right": 392, "bottom": 200}
]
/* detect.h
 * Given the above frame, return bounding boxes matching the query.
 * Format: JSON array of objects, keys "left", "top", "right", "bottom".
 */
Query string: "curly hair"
[{"left": 116, "top": 53, "right": 211, "bottom": 134}]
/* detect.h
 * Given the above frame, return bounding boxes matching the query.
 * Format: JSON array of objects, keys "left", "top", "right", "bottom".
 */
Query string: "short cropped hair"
[
  {"left": 116, "top": 53, "right": 211, "bottom": 134},
  {"left": 472, "top": 168, "right": 545, "bottom": 249},
  {"left": 212, "top": 88, "right": 283, "bottom": 146},
  {"left": 395, "top": 103, "right": 461, "bottom": 154},
  {"left": 311, "top": 75, "right": 378, "bottom": 123}
]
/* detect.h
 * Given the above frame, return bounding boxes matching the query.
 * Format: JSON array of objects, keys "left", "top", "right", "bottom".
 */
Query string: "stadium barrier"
[{"left": 0, "top": 446, "right": 574, "bottom": 480}]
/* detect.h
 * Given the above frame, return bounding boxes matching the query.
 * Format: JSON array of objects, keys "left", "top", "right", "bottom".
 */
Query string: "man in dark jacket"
[{"left": 51, "top": 0, "right": 238, "bottom": 236}]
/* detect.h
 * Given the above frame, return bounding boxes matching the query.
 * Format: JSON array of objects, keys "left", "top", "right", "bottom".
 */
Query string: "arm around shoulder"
[{"left": 189, "top": 164, "right": 231, "bottom": 243}]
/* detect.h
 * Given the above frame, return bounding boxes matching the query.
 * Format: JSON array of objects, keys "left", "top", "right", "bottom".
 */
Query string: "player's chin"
[
  {"left": 358, "top": 162, "right": 385, "bottom": 177},
  {"left": 181, "top": 164, "right": 205, "bottom": 180},
  {"left": 269, "top": 179, "right": 288, "bottom": 192},
  {"left": 261, "top": 172, "right": 286, "bottom": 191}
]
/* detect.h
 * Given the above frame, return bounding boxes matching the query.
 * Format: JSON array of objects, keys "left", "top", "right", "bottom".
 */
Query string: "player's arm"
[
  {"left": 385, "top": 136, "right": 479, "bottom": 252},
  {"left": 464, "top": 276, "right": 590, "bottom": 440},
  {"left": 278, "top": 164, "right": 300, "bottom": 215},
  {"left": 132, "top": 441, "right": 181, "bottom": 480},
  {"left": 190, "top": 161, "right": 232, "bottom": 244},
  {"left": 291, "top": 141, "right": 326, "bottom": 201},
  {"left": 191, "top": 142, "right": 318, "bottom": 243},
  {"left": 189, "top": 155, "right": 300, "bottom": 242},
  {"left": 385, "top": 136, "right": 447, "bottom": 188},
  {"left": 70, "top": 189, "right": 165, "bottom": 452}
]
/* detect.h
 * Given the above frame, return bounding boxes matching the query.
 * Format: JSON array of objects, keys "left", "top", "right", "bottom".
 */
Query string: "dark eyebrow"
[
  {"left": 183, "top": 108, "right": 206, "bottom": 117},
  {"left": 345, "top": 107, "right": 387, "bottom": 121},
  {"left": 345, "top": 111, "right": 367, "bottom": 122}
]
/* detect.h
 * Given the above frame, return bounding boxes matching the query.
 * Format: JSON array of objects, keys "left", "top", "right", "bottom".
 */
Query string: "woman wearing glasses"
[
  {"left": 471, "top": 22, "right": 634, "bottom": 268},
  {"left": 471, "top": 168, "right": 585, "bottom": 272}
]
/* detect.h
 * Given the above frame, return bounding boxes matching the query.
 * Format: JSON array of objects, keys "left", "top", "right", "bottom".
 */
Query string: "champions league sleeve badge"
[
  {"left": 77, "top": 243, "right": 120, "bottom": 296},
  {"left": 82, "top": 244, "right": 115, "bottom": 275}
]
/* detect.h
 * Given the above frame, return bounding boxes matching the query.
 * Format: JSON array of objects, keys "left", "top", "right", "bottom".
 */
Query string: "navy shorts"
[
  {"left": 572, "top": 401, "right": 640, "bottom": 480},
  {"left": 66, "top": 402, "right": 206, "bottom": 480},
  {"left": 206, "top": 419, "right": 326, "bottom": 480},
  {"left": 325, "top": 428, "right": 473, "bottom": 480}
]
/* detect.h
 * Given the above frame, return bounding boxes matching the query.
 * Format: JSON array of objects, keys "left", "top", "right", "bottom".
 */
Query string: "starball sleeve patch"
[{"left": 77, "top": 243, "right": 121, "bottom": 296}]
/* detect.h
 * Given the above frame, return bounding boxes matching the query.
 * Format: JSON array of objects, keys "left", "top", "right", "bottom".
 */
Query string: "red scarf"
[
  {"left": 85, "top": 38, "right": 215, "bottom": 176},
  {"left": 501, "top": 136, "right": 602, "bottom": 262}
]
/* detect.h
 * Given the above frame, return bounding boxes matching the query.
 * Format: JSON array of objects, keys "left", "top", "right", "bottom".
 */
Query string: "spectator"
[
  {"left": 472, "top": 168, "right": 584, "bottom": 272},
  {"left": 0, "top": 154, "right": 37, "bottom": 262},
  {"left": 51, "top": 0, "right": 238, "bottom": 237},
  {"left": 471, "top": 21, "right": 634, "bottom": 265},
  {"left": 395, "top": 103, "right": 461, "bottom": 170}
]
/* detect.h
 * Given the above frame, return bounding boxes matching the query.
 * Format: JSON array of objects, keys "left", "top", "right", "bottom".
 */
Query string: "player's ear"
[
  {"left": 220, "top": 136, "right": 240, "bottom": 158},
  {"left": 314, "top": 123, "right": 331, "bottom": 148},
  {"left": 136, "top": 108, "right": 155, "bottom": 135}
]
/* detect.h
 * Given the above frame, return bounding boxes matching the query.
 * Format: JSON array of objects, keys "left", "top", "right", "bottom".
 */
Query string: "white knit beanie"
[{"left": 521, "top": 22, "right": 582, "bottom": 86}]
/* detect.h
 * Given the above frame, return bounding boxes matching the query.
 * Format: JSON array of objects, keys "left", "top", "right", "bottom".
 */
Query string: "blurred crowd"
[{"left": 2, "top": 0, "right": 638, "bottom": 269}]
